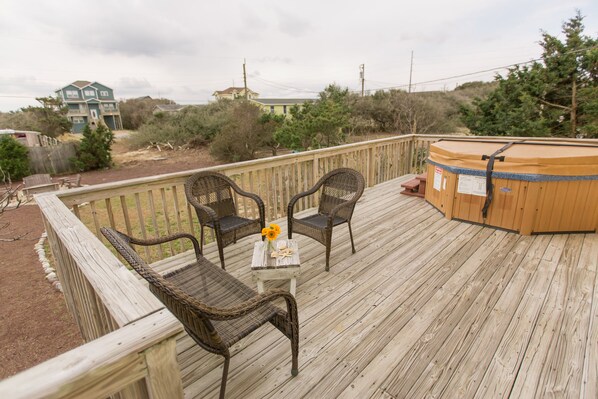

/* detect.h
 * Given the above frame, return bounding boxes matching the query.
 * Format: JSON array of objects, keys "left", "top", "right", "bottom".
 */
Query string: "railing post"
[
  {"left": 368, "top": 145, "right": 376, "bottom": 187},
  {"left": 143, "top": 337, "right": 184, "bottom": 399},
  {"left": 312, "top": 154, "right": 319, "bottom": 207},
  {"left": 408, "top": 136, "right": 416, "bottom": 174}
]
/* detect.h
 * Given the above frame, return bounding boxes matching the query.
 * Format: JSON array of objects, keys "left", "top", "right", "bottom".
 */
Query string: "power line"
[
  {"left": 356, "top": 45, "right": 598, "bottom": 93},
  {"left": 251, "top": 76, "right": 319, "bottom": 94}
]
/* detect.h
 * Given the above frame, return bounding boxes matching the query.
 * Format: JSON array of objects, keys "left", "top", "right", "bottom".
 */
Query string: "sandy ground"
[{"left": 0, "top": 132, "right": 221, "bottom": 379}]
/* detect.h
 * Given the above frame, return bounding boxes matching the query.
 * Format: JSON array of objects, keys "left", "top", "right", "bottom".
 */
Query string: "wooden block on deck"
[{"left": 400, "top": 178, "right": 425, "bottom": 198}]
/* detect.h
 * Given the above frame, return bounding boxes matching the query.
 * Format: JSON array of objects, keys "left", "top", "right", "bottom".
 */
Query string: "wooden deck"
[{"left": 152, "top": 175, "right": 598, "bottom": 399}]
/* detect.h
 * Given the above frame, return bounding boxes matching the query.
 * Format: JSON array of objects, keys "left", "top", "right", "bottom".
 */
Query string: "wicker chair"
[
  {"left": 288, "top": 168, "right": 365, "bottom": 271},
  {"left": 101, "top": 227, "right": 299, "bottom": 399},
  {"left": 185, "top": 171, "right": 265, "bottom": 269}
]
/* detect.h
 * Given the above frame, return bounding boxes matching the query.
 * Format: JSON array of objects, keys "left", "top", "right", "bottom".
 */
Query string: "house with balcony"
[
  {"left": 213, "top": 86, "right": 259, "bottom": 100},
  {"left": 250, "top": 98, "right": 314, "bottom": 117},
  {"left": 56, "top": 80, "right": 123, "bottom": 133}
]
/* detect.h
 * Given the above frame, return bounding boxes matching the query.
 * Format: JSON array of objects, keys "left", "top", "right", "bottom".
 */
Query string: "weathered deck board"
[
  {"left": 582, "top": 234, "right": 598, "bottom": 399},
  {"left": 146, "top": 177, "right": 597, "bottom": 399}
]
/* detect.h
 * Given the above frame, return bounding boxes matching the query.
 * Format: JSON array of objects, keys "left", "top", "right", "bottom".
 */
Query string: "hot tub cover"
[{"left": 428, "top": 140, "right": 598, "bottom": 179}]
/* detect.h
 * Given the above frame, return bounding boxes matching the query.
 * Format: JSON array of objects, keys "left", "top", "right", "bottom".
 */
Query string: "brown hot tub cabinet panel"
[{"left": 424, "top": 140, "right": 598, "bottom": 234}]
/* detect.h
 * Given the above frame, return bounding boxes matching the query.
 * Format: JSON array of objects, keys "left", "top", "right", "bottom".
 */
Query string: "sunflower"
[
  {"left": 270, "top": 223, "right": 281, "bottom": 235},
  {"left": 266, "top": 229, "right": 278, "bottom": 241},
  {"left": 261, "top": 227, "right": 270, "bottom": 236}
]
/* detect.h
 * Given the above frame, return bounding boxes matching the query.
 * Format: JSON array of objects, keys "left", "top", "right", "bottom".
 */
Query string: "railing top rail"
[
  {"left": 0, "top": 310, "right": 181, "bottom": 399},
  {"left": 36, "top": 194, "right": 163, "bottom": 326},
  {"left": 56, "top": 133, "right": 415, "bottom": 205}
]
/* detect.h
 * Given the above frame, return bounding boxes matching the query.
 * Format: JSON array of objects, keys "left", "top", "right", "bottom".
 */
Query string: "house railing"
[
  {"left": 39, "top": 134, "right": 59, "bottom": 147},
  {"left": 1, "top": 133, "right": 595, "bottom": 398}
]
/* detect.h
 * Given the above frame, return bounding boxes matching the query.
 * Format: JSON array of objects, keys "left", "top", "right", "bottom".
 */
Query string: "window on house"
[
  {"left": 84, "top": 90, "right": 95, "bottom": 96},
  {"left": 65, "top": 90, "right": 79, "bottom": 99},
  {"left": 104, "top": 103, "right": 115, "bottom": 110},
  {"left": 270, "top": 106, "right": 275, "bottom": 114},
  {"left": 72, "top": 117, "right": 85, "bottom": 123},
  {"left": 100, "top": 90, "right": 109, "bottom": 97},
  {"left": 79, "top": 104, "right": 86, "bottom": 112}
]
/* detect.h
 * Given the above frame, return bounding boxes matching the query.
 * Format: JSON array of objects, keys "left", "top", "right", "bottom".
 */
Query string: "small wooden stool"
[{"left": 251, "top": 239, "right": 300, "bottom": 297}]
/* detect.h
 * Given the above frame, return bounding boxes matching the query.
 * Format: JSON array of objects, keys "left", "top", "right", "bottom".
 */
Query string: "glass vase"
[{"left": 267, "top": 239, "right": 277, "bottom": 255}]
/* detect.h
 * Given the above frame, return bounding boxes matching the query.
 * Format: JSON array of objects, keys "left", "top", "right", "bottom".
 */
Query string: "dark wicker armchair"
[
  {"left": 101, "top": 227, "right": 299, "bottom": 399},
  {"left": 185, "top": 171, "right": 265, "bottom": 269},
  {"left": 288, "top": 168, "right": 365, "bottom": 271}
]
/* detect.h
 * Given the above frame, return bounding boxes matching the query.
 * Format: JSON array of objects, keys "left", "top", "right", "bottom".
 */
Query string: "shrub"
[
  {"left": 0, "top": 136, "right": 30, "bottom": 180},
  {"left": 72, "top": 124, "right": 114, "bottom": 171},
  {"left": 127, "top": 101, "right": 234, "bottom": 149},
  {"left": 119, "top": 97, "right": 175, "bottom": 130},
  {"left": 210, "top": 102, "right": 273, "bottom": 162}
]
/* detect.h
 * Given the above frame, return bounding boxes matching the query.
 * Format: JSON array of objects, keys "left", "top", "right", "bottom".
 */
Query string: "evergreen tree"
[
  {"left": 72, "top": 124, "right": 114, "bottom": 171},
  {"left": 21, "top": 96, "right": 72, "bottom": 137},
  {"left": 462, "top": 12, "right": 597, "bottom": 137},
  {"left": 275, "top": 84, "right": 350, "bottom": 150},
  {"left": 0, "top": 136, "right": 30, "bottom": 180}
]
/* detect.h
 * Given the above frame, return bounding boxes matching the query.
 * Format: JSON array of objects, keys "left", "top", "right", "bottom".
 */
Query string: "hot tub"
[{"left": 425, "top": 140, "right": 598, "bottom": 234}]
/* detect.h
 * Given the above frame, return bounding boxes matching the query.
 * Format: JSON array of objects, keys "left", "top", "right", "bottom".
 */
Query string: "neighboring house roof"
[
  {"left": 251, "top": 98, "right": 315, "bottom": 106},
  {"left": 153, "top": 104, "right": 189, "bottom": 112},
  {"left": 71, "top": 80, "right": 92, "bottom": 88},
  {"left": 0, "top": 129, "right": 40, "bottom": 135},
  {"left": 59, "top": 81, "right": 113, "bottom": 92},
  {"left": 213, "top": 87, "right": 258, "bottom": 95}
]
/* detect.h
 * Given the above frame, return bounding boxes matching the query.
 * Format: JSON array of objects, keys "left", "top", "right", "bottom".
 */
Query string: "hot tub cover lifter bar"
[{"left": 480, "top": 140, "right": 525, "bottom": 219}]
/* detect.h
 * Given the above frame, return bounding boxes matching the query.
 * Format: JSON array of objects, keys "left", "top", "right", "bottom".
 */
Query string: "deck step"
[{"left": 400, "top": 173, "right": 427, "bottom": 198}]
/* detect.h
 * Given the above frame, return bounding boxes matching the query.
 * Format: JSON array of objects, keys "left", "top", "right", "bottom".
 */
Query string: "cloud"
[
  {"left": 115, "top": 77, "right": 153, "bottom": 91},
  {"left": 254, "top": 56, "right": 293, "bottom": 64},
  {"left": 22, "top": 1, "right": 199, "bottom": 57},
  {"left": 67, "top": 23, "right": 196, "bottom": 57},
  {"left": 274, "top": 8, "right": 310, "bottom": 36},
  {"left": 233, "top": 5, "right": 270, "bottom": 42},
  {"left": 0, "top": 76, "right": 57, "bottom": 96}
]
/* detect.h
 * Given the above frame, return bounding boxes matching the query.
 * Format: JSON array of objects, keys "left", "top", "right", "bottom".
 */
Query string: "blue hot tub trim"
[{"left": 427, "top": 159, "right": 598, "bottom": 182}]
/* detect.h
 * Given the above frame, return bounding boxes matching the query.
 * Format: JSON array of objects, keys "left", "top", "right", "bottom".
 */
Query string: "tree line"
[
  {"left": 0, "top": 12, "right": 593, "bottom": 170},
  {"left": 461, "top": 12, "right": 597, "bottom": 138},
  {"left": 128, "top": 82, "right": 494, "bottom": 162}
]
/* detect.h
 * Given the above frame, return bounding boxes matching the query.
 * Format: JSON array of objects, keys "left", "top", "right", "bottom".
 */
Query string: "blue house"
[{"left": 56, "top": 81, "right": 123, "bottom": 133}]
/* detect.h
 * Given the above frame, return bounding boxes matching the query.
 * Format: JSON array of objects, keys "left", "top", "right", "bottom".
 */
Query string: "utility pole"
[
  {"left": 408, "top": 50, "right": 414, "bottom": 94},
  {"left": 359, "top": 64, "right": 365, "bottom": 97},
  {"left": 243, "top": 59, "right": 248, "bottom": 100}
]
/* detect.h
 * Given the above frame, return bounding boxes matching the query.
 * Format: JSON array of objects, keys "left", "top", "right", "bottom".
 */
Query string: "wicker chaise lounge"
[
  {"left": 185, "top": 171, "right": 265, "bottom": 269},
  {"left": 288, "top": 168, "right": 365, "bottom": 271},
  {"left": 101, "top": 227, "right": 299, "bottom": 399}
]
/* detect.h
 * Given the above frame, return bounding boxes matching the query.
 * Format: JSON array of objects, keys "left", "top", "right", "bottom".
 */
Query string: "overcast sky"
[{"left": 0, "top": 0, "right": 596, "bottom": 111}]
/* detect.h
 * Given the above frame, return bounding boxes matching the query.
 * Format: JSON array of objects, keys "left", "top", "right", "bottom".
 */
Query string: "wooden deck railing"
[
  {"left": 0, "top": 194, "right": 184, "bottom": 398},
  {"left": 1, "top": 133, "right": 594, "bottom": 398},
  {"left": 57, "top": 134, "right": 416, "bottom": 263}
]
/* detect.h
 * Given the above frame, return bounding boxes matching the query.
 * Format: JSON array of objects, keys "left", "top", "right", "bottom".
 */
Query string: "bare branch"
[
  {"left": 536, "top": 97, "right": 571, "bottom": 111},
  {"left": 0, "top": 166, "right": 31, "bottom": 241},
  {"left": 0, "top": 232, "right": 30, "bottom": 242}
]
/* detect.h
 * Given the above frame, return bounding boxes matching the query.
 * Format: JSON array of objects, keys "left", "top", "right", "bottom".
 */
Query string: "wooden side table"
[{"left": 251, "top": 239, "right": 300, "bottom": 297}]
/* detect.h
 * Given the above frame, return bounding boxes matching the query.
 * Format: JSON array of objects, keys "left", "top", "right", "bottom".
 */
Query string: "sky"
[{"left": 0, "top": 0, "right": 596, "bottom": 111}]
